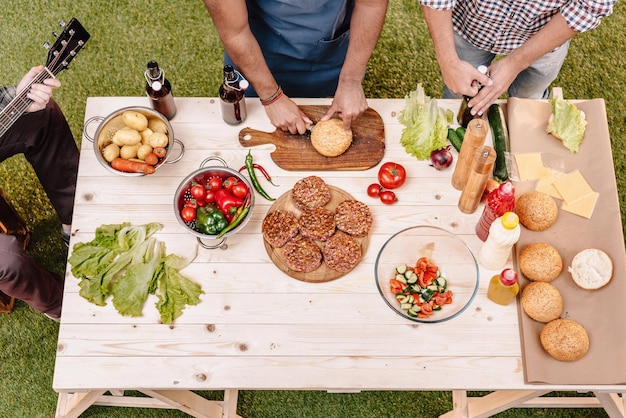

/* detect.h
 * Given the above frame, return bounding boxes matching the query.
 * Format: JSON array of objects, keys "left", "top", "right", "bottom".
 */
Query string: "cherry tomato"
[
  {"left": 378, "top": 162, "right": 406, "bottom": 189},
  {"left": 231, "top": 182, "right": 249, "bottom": 199},
  {"left": 190, "top": 184, "right": 206, "bottom": 201},
  {"left": 207, "top": 176, "right": 223, "bottom": 190},
  {"left": 379, "top": 190, "right": 397, "bottom": 205},
  {"left": 184, "top": 199, "right": 198, "bottom": 209},
  {"left": 205, "top": 189, "right": 216, "bottom": 204},
  {"left": 367, "top": 183, "right": 382, "bottom": 198},
  {"left": 180, "top": 206, "right": 196, "bottom": 222},
  {"left": 223, "top": 176, "right": 239, "bottom": 191}
]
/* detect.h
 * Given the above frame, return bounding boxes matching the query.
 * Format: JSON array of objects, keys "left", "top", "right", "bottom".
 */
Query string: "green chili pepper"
[
  {"left": 195, "top": 204, "right": 229, "bottom": 235},
  {"left": 217, "top": 206, "right": 250, "bottom": 238},
  {"left": 245, "top": 150, "right": 275, "bottom": 201}
]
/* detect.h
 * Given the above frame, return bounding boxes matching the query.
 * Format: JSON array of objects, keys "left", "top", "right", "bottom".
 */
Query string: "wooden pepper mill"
[{"left": 451, "top": 118, "right": 489, "bottom": 190}]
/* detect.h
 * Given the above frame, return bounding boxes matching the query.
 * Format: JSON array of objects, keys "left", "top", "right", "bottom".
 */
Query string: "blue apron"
[{"left": 225, "top": 0, "right": 353, "bottom": 98}]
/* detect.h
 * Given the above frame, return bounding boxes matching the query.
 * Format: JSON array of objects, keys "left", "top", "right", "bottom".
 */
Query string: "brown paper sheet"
[{"left": 507, "top": 97, "right": 626, "bottom": 385}]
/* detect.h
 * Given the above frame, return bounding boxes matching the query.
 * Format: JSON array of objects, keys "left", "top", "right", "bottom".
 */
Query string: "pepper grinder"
[
  {"left": 451, "top": 118, "right": 489, "bottom": 190},
  {"left": 458, "top": 145, "right": 496, "bottom": 214}
]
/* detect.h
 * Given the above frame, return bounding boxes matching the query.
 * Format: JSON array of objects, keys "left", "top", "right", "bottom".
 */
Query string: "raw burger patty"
[
  {"left": 334, "top": 200, "right": 373, "bottom": 237},
  {"left": 262, "top": 210, "right": 299, "bottom": 247},
  {"left": 298, "top": 207, "right": 336, "bottom": 241},
  {"left": 323, "top": 232, "right": 362, "bottom": 273},
  {"left": 291, "top": 176, "right": 331, "bottom": 209},
  {"left": 282, "top": 236, "right": 323, "bottom": 273}
]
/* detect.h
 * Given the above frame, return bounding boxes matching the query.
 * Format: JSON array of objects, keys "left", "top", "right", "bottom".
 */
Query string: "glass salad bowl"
[{"left": 374, "top": 225, "right": 479, "bottom": 323}]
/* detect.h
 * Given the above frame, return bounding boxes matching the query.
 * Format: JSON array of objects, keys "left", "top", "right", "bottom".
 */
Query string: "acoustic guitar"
[{"left": 0, "top": 18, "right": 90, "bottom": 138}]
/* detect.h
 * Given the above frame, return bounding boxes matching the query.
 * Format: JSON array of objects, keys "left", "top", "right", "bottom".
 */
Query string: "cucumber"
[
  {"left": 487, "top": 103, "right": 510, "bottom": 182},
  {"left": 395, "top": 264, "right": 407, "bottom": 275},
  {"left": 456, "top": 126, "right": 466, "bottom": 139},
  {"left": 447, "top": 127, "right": 463, "bottom": 153}
]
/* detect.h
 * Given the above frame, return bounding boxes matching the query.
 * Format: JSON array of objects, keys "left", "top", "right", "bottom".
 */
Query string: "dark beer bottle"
[
  {"left": 219, "top": 65, "right": 248, "bottom": 125},
  {"left": 145, "top": 60, "right": 177, "bottom": 120}
]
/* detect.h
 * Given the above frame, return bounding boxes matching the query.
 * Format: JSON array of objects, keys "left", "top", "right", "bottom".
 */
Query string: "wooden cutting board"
[{"left": 238, "top": 105, "right": 385, "bottom": 171}]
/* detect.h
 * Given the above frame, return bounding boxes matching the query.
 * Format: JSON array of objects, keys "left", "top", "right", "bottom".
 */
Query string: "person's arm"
[
  {"left": 203, "top": 0, "right": 312, "bottom": 134},
  {"left": 322, "top": 0, "right": 389, "bottom": 132},
  {"left": 469, "top": 12, "right": 577, "bottom": 116},
  {"left": 421, "top": 5, "right": 492, "bottom": 99},
  {"left": 15, "top": 66, "right": 61, "bottom": 113}
]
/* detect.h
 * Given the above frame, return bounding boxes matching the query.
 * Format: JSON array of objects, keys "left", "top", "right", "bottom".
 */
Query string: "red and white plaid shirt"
[{"left": 420, "top": 0, "right": 616, "bottom": 54}]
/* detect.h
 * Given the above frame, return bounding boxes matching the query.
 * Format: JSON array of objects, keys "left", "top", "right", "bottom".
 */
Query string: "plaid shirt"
[
  {"left": 420, "top": 0, "right": 616, "bottom": 54},
  {"left": 0, "top": 86, "right": 17, "bottom": 112}
]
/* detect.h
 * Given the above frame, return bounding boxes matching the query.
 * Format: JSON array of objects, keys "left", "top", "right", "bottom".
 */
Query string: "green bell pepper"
[{"left": 195, "top": 204, "right": 228, "bottom": 235}]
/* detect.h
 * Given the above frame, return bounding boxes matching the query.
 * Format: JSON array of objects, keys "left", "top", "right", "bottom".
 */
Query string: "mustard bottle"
[{"left": 487, "top": 268, "right": 519, "bottom": 306}]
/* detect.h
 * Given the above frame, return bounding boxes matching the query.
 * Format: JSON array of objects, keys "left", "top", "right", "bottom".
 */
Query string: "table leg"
[
  {"left": 141, "top": 389, "right": 243, "bottom": 418},
  {"left": 56, "top": 390, "right": 107, "bottom": 418},
  {"left": 441, "top": 390, "right": 550, "bottom": 418},
  {"left": 594, "top": 392, "right": 625, "bottom": 418},
  {"left": 223, "top": 389, "right": 239, "bottom": 418}
]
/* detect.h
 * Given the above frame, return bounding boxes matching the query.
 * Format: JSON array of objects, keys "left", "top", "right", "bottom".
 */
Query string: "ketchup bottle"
[
  {"left": 145, "top": 60, "right": 177, "bottom": 120},
  {"left": 219, "top": 65, "right": 248, "bottom": 125},
  {"left": 475, "top": 181, "right": 515, "bottom": 241}
]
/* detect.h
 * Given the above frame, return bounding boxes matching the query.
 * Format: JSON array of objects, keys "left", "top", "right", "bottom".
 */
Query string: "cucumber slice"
[
  {"left": 406, "top": 272, "right": 418, "bottom": 284},
  {"left": 395, "top": 274, "right": 407, "bottom": 283},
  {"left": 395, "top": 264, "right": 407, "bottom": 275},
  {"left": 421, "top": 288, "right": 435, "bottom": 302}
]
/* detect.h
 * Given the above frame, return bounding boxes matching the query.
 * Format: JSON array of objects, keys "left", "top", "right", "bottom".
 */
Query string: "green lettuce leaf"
[
  {"left": 546, "top": 97, "right": 587, "bottom": 153},
  {"left": 398, "top": 83, "right": 449, "bottom": 160},
  {"left": 155, "top": 264, "right": 203, "bottom": 324}
]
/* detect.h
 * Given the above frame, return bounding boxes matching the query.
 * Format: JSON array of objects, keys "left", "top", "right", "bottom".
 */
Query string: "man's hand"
[
  {"left": 17, "top": 66, "right": 60, "bottom": 113},
  {"left": 321, "top": 79, "right": 368, "bottom": 134},
  {"left": 466, "top": 58, "right": 519, "bottom": 116},
  {"left": 264, "top": 94, "right": 313, "bottom": 135}
]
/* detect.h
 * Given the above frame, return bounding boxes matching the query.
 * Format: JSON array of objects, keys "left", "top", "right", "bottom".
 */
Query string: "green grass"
[{"left": 0, "top": 1, "right": 624, "bottom": 417}]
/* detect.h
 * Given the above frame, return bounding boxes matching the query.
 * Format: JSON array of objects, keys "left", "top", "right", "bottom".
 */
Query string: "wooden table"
[{"left": 53, "top": 97, "right": 625, "bottom": 418}]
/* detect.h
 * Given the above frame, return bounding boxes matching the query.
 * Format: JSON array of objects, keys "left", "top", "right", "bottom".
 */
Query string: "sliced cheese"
[
  {"left": 514, "top": 153, "right": 545, "bottom": 181},
  {"left": 561, "top": 191, "right": 599, "bottom": 219},
  {"left": 535, "top": 169, "right": 566, "bottom": 199},
  {"left": 552, "top": 169, "right": 594, "bottom": 205}
]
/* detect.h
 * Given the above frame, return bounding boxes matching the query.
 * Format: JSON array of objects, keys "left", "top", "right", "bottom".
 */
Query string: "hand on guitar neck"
[{"left": 16, "top": 65, "right": 61, "bottom": 113}]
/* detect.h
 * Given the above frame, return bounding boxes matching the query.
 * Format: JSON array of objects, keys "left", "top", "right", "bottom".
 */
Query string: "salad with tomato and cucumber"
[{"left": 389, "top": 257, "right": 453, "bottom": 319}]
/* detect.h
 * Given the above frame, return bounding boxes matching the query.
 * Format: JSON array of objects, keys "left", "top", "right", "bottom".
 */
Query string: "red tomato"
[
  {"left": 231, "top": 182, "right": 249, "bottom": 199},
  {"left": 184, "top": 199, "right": 198, "bottom": 209},
  {"left": 205, "top": 189, "right": 216, "bottom": 204},
  {"left": 223, "top": 176, "right": 239, "bottom": 191},
  {"left": 389, "top": 279, "right": 406, "bottom": 294},
  {"left": 180, "top": 206, "right": 196, "bottom": 222},
  {"left": 367, "top": 183, "right": 382, "bottom": 198},
  {"left": 190, "top": 184, "right": 206, "bottom": 201},
  {"left": 207, "top": 176, "right": 223, "bottom": 190},
  {"left": 379, "top": 190, "right": 397, "bottom": 205},
  {"left": 378, "top": 162, "right": 406, "bottom": 189}
]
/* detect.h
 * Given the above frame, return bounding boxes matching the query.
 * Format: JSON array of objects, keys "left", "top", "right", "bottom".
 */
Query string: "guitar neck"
[{"left": 0, "top": 69, "right": 53, "bottom": 138}]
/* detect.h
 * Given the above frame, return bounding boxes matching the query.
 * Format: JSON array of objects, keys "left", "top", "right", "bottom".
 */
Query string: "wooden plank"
[{"left": 56, "top": 391, "right": 106, "bottom": 418}]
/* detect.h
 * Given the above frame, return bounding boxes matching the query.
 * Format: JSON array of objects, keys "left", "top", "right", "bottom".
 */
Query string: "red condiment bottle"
[{"left": 475, "top": 181, "right": 515, "bottom": 241}]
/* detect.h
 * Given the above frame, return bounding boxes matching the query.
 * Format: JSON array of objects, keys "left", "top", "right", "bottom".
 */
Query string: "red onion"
[{"left": 430, "top": 146, "right": 453, "bottom": 170}]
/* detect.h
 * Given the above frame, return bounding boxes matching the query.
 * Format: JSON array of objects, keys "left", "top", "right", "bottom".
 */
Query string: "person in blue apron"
[{"left": 204, "top": 0, "right": 389, "bottom": 134}]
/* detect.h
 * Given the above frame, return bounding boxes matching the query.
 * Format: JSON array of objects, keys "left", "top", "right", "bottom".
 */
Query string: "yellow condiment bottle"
[{"left": 487, "top": 268, "right": 519, "bottom": 306}]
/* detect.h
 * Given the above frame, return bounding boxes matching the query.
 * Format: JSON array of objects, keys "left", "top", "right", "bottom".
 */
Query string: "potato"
[
  {"left": 148, "top": 117, "right": 168, "bottom": 134},
  {"left": 112, "top": 127, "right": 142, "bottom": 146},
  {"left": 122, "top": 110, "right": 149, "bottom": 131},
  {"left": 140, "top": 128, "right": 154, "bottom": 145},
  {"left": 120, "top": 144, "right": 139, "bottom": 160},
  {"left": 102, "top": 143, "right": 120, "bottom": 162},
  {"left": 148, "top": 132, "right": 168, "bottom": 148},
  {"left": 137, "top": 144, "right": 153, "bottom": 160}
]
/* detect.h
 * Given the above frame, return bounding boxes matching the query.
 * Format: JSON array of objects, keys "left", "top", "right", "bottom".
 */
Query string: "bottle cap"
[
  {"left": 500, "top": 268, "right": 518, "bottom": 286},
  {"left": 477, "top": 65, "right": 488, "bottom": 75},
  {"left": 500, "top": 181, "right": 514, "bottom": 196},
  {"left": 239, "top": 79, "right": 249, "bottom": 90},
  {"left": 500, "top": 212, "right": 519, "bottom": 229},
  {"left": 151, "top": 81, "right": 162, "bottom": 91}
]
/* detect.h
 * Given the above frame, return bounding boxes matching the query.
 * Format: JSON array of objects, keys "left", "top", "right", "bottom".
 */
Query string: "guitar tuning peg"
[
  {"left": 43, "top": 41, "right": 51, "bottom": 50},
  {"left": 58, "top": 20, "right": 66, "bottom": 28},
  {"left": 52, "top": 31, "right": 59, "bottom": 38}
]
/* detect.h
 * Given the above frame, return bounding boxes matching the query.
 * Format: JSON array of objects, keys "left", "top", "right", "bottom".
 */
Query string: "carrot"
[
  {"left": 144, "top": 152, "right": 159, "bottom": 166},
  {"left": 111, "top": 158, "right": 156, "bottom": 174},
  {"left": 153, "top": 147, "right": 167, "bottom": 158}
]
